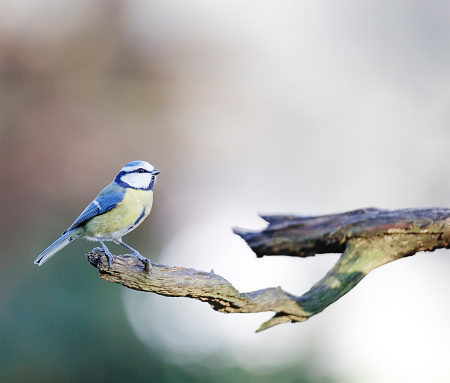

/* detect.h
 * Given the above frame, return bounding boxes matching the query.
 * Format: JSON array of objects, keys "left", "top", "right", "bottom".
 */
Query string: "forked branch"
[{"left": 88, "top": 207, "right": 450, "bottom": 332}]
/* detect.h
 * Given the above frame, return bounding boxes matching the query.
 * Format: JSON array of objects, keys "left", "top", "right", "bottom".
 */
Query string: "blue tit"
[{"left": 34, "top": 160, "right": 160, "bottom": 271}]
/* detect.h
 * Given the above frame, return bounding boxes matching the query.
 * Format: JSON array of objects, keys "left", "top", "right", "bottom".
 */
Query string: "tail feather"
[{"left": 34, "top": 229, "right": 77, "bottom": 266}]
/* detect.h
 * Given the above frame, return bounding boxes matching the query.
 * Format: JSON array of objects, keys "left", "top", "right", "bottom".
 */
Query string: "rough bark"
[{"left": 88, "top": 207, "right": 450, "bottom": 332}]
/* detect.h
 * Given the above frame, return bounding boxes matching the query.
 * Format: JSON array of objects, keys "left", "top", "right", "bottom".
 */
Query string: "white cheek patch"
[{"left": 121, "top": 173, "right": 151, "bottom": 189}]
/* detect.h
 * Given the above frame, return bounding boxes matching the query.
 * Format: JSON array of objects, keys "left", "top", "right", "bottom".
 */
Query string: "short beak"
[{"left": 151, "top": 169, "right": 161, "bottom": 175}]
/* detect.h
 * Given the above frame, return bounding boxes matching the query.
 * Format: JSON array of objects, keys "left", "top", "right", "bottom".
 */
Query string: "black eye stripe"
[
  {"left": 123, "top": 168, "right": 151, "bottom": 174},
  {"left": 135, "top": 168, "right": 150, "bottom": 174}
]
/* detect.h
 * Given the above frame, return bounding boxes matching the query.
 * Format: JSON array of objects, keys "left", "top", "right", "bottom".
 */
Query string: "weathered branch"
[
  {"left": 87, "top": 253, "right": 305, "bottom": 332},
  {"left": 88, "top": 207, "right": 450, "bottom": 332}
]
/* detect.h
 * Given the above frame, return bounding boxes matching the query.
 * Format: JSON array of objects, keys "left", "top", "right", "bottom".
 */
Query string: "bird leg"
[
  {"left": 93, "top": 237, "right": 114, "bottom": 269},
  {"left": 115, "top": 238, "right": 152, "bottom": 273}
]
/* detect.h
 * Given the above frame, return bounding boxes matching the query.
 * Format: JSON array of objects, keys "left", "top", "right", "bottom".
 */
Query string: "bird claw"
[
  {"left": 91, "top": 247, "right": 114, "bottom": 270},
  {"left": 135, "top": 253, "right": 152, "bottom": 273},
  {"left": 123, "top": 253, "right": 152, "bottom": 273}
]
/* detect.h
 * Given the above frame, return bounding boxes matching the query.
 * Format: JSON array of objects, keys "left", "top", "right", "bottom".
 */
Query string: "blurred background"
[{"left": 1, "top": 0, "right": 450, "bottom": 382}]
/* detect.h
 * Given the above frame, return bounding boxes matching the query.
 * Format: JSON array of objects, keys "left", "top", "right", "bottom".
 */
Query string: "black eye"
[{"left": 137, "top": 168, "right": 145, "bottom": 173}]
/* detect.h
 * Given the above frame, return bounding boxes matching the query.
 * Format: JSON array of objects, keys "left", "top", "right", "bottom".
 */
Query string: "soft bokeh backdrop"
[{"left": 1, "top": 1, "right": 450, "bottom": 382}]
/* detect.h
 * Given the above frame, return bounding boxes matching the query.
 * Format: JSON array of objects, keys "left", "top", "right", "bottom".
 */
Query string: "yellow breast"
[{"left": 84, "top": 189, "right": 153, "bottom": 240}]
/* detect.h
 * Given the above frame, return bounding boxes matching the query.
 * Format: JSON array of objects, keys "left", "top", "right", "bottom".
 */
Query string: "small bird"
[{"left": 34, "top": 160, "right": 160, "bottom": 271}]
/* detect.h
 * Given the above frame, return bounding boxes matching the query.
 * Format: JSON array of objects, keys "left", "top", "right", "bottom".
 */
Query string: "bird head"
[{"left": 115, "top": 161, "right": 161, "bottom": 190}]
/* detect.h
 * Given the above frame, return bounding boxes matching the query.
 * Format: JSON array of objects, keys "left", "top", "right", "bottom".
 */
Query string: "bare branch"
[
  {"left": 87, "top": 253, "right": 309, "bottom": 332},
  {"left": 88, "top": 207, "right": 450, "bottom": 332}
]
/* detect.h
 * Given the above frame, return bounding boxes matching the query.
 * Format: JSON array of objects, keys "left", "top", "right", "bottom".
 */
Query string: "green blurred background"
[{"left": 2, "top": 1, "right": 450, "bottom": 382}]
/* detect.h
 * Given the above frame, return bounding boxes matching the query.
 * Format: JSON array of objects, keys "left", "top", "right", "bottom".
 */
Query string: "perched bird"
[{"left": 34, "top": 161, "right": 160, "bottom": 271}]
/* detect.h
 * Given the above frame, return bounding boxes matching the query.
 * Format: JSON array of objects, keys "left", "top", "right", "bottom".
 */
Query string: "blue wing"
[{"left": 63, "top": 183, "right": 126, "bottom": 234}]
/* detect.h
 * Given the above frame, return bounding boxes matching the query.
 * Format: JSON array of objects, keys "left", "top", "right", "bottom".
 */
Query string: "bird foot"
[
  {"left": 123, "top": 253, "right": 152, "bottom": 273},
  {"left": 134, "top": 252, "right": 152, "bottom": 273},
  {"left": 92, "top": 247, "right": 114, "bottom": 270}
]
